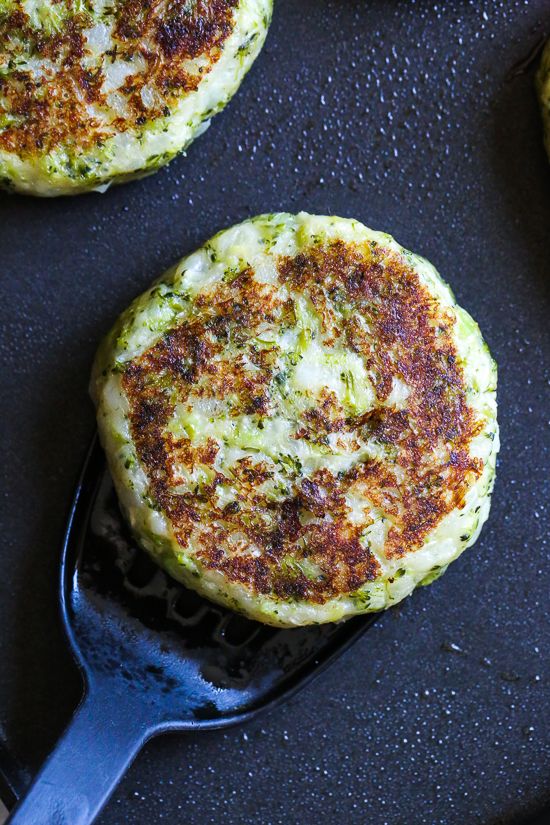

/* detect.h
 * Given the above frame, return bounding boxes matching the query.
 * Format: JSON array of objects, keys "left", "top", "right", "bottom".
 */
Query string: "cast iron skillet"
[{"left": 5, "top": 437, "right": 376, "bottom": 825}]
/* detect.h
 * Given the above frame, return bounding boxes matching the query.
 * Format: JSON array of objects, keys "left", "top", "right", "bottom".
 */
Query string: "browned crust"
[
  {"left": 0, "top": 1, "right": 238, "bottom": 157},
  {"left": 121, "top": 241, "right": 482, "bottom": 604}
]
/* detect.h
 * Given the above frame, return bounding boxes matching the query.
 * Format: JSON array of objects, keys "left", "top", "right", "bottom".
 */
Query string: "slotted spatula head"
[
  {"left": 68, "top": 437, "right": 377, "bottom": 730},
  {"left": 6, "top": 437, "right": 376, "bottom": 825}
]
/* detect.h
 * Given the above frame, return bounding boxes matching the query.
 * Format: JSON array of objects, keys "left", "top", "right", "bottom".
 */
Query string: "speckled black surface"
[{"left": 1, "top": 1, "right": 549, "bottom": 823}]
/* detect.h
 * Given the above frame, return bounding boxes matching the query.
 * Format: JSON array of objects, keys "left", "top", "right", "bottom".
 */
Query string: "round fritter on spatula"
[
  {"left": 0, "top": 0, "right": 271, "bottom": 195},
  {"left": 92, "top": 213, "right": 499, "bottom": 627}
]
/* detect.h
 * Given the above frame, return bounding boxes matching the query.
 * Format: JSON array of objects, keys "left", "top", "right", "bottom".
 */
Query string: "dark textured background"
[{"left": 1, "top": 1, "right": 550, "bottom": 823}]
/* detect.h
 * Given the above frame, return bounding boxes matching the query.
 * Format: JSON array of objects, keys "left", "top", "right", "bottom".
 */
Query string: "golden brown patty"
[
  {"left": 0, "top": 0, "right": 271, "bottom": 194},
  {"left": 92, "top": 213, "right": 499, "bottom": 626},
  {"left": 122, "top": 242, "right": 482, "bottom": 603}
]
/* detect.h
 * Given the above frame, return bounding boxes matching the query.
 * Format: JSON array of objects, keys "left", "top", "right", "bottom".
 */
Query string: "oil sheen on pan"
[
  {"left": 0, "top": 0, "right": 272, "bottom": 196},
  {"left": 91, "top": 213, "right": 499, "bottom": 627}
]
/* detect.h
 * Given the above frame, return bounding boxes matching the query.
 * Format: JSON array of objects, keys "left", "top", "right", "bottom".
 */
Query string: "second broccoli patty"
[{"left": 0, "top": 0, "right": 272, "bottom": 195}]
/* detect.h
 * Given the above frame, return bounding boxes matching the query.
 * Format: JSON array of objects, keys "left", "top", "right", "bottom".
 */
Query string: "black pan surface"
[{"left": 1, "top": 1, "right": 549, "bottom": 824}]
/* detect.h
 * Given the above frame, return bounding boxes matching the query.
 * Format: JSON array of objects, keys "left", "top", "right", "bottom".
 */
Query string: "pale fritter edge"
[{"left": 537, "top": 39, "right": 550, "bottom": 161}]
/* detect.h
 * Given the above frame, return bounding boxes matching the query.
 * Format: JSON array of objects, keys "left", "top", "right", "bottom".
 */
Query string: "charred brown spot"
[
  {"left": 155, "top": 0, "right": 238, "bottom": 58},
  {"left": 122, "top": 238, "right": 482, "bottom": 604},
  {"left": 299, "top": 390, "right": 346, "bottom": 439}
]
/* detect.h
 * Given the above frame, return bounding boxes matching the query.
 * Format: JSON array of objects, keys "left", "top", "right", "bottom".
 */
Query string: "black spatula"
[{"left": 5, "top": 438, "right": 376, "bottom": 824}]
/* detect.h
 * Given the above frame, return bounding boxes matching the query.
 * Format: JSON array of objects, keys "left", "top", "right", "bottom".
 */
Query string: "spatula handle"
[{"left": 6, "top": 682, "right": 149, "bottom": 825}]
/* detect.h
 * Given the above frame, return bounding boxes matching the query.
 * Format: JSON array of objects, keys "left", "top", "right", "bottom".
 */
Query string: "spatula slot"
[
  {"left": 169, "top": 590, "right": 208, "bottom": 622},
  {"left": 124, "top": 548, "right": 161, "bottom": 589},
  {"left": 217, "top": 615, "right": 261, "bottom": 647}
]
